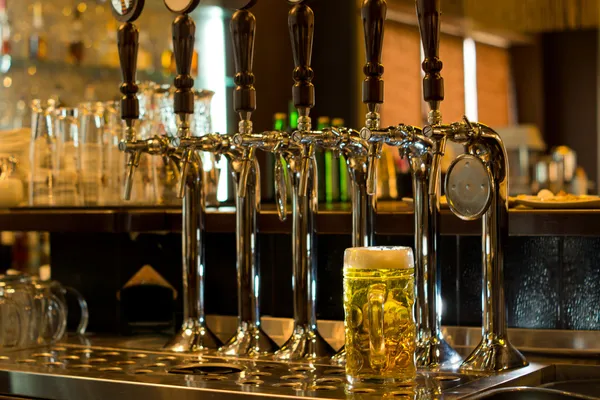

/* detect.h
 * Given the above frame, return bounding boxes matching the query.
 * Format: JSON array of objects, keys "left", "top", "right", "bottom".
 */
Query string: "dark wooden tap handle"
[
  {"left": 288, "top": 3, "right": 315, "bottom": 110},
  {"left": 231, "top": 9, "right": 256, "bottom": 115},
  {"left": 172, "top": 14, "right": 196, "bottom": 115},
  {"left": 117, "top": 22, "right": 140, "bottom": 121},
  {"left": 416, "top": 0, "right": 444, "bottom": 107},
  {"left": 362, "top": 0, "right": 386, "bottom": 105}
]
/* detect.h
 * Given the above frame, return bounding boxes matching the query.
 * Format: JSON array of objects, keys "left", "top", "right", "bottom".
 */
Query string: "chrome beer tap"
[
  {"left": 271, "top": 0, "right": 335, "bottom": 361},
  {"left": 416, "top": 0, "right": 527, "bottom": 371},
  {"left": 356, "top": 0, "right": 461, "bottom": 369},
  {"left": 216, "top": 2, "right": 278, "bottom": 357},
  {"left": 110, "top": 0, "right": 146, "bottom": 201},
  {"left": 161, "top": 0, "right": 222, "bottom": 353}
]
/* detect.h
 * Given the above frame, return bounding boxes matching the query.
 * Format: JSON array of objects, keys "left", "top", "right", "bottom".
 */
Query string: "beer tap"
[
  {"left": 216, "top": 2, "right": 279, "bottom": 357},
  {"left": 416, "top": 0, "right": 527, "bottom": 371},
  {"left": 161, "top": 0, "right": 222, "bottom": 353},
  {"left": 111, "top": 0, "right": 151, "bottom": 201},
  {"left": 329, "top": 0, "right": 387, "bottom": 366},
  {"left": 272, "top": 0, "right": 335, "bottom": 361},
  {"left": 356, "top": 0, "right": 461, "bottom": 369}
]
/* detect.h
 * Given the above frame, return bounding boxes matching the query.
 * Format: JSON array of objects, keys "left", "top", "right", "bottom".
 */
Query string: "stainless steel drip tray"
[{"left": 0, "top": 341, "right": 547, "bottom": 400}]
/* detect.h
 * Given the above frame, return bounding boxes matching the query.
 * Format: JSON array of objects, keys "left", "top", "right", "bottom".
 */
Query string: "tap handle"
[
  {"left": 231, "top": 9, "right": 256, "bottom": 116},
  {"left": 416, "top": 0, "right": 444, "bottom": 110},
  {"left": 362, "top": 0, "right": 386, "bottom": 106},
  {"left": 117, "top": 22, "right": 140, "bottom": 201},
  {"left": 117, "top": 22, "right": 140, "bottom": 122},
  {"left": 288, "top": 2, "right": 315, "bottom": 111},
  {"left": 172, "top": 14, "right": 196, "bottom": 117}
]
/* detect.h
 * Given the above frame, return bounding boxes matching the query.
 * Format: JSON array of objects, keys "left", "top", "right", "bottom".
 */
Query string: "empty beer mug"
[
  {"left": 54, "top": 107, "right": 81, "bottom": 206},
  {"left": 29, "top": 99, "right": 57, "bottom": 206},
  {"left": 343, "top": 246, "right": 416, "bottom": 384},
  {"left": 78, "top": 102, "right": 105, "bottom": 206},
  {"left": 0, "top": 283, "right": 23, "bottom": 348}
]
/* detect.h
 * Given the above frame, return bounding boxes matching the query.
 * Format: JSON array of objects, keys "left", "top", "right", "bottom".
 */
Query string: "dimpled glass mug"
[{"left": 343, "top": 246, "right": 416, "bottom": 384}]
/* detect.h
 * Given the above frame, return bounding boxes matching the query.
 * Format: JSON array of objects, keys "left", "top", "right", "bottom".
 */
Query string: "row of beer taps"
[{"left": 111, "top": 0, "right": 529, "bottom": 372}]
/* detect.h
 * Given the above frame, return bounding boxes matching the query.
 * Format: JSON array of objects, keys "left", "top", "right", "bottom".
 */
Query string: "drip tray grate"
[{"left": 0, "top": 340, "right": 535, "bottom": 399}]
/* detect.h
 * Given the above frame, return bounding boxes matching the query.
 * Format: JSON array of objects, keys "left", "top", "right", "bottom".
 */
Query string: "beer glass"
[
  {"left": 54, "top": 107, "right": 81, "bottom": 206},
  {"left": 78, "top": 102, "right": 105, "bottom": 206},
  {"left": 29, "top": 99, "right": 57, "bottom": 206},
  {"left": 343, "top": 246, "right": 416, "bottom": 384}
]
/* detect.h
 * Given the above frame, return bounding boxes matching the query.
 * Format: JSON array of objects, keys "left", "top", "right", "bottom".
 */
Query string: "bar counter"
[{"left": 1, "top": 202, "right": 599, "bottom": 236}]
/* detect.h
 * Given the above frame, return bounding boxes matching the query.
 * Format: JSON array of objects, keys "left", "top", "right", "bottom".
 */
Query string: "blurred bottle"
[
  {"left": 0, "top": 0, "right": 11, "bottom": 58},
  {"left": 316, "top": 116, "right": 329, "bottom": 203},
  {"left": 67, "top": 8, "right": 84, "bottom": 65},
  {"left": 161, "top": 48, "right": 173, "bottom": 75},
  {"left": 100, "top": 19, "right": 120, "bottom": 68},
  {"left": 28, "top": 2, "right": 47, "bottom": 61}
]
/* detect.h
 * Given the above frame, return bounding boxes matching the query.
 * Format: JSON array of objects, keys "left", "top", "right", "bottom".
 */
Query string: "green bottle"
[
  {"left": 316, "top": 116, "right": 330, "bottom": 203},
  {"left": 288, "top": 101, "right": 298, "bottom": 132},
  {"left": 323, "top": 117, "right": 341, "bottom": 204}
]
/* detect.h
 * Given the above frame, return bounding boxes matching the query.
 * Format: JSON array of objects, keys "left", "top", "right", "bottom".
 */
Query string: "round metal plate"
[
  {"left": 164, "top": 0, "right": 200, "bottom": 14},
  {"left": 111, "top": 0, "right": 145, "bottom": 22},
  {"left": 445, "top": 154, "right": 493, "bottom": 221}
]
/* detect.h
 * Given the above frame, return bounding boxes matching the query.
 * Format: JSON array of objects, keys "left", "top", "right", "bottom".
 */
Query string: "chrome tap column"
[
  {"left": 217, "top": 3, "right": 278, "bottom": 357},
  {"left": 162, "top": 0, "right": 221, "bottom": 353},
  {"left": 273, "top": 0, "right": 334, "bottom": 361},
  {"left": 416, "top": 0, "right": 527, "bottom": 371}
]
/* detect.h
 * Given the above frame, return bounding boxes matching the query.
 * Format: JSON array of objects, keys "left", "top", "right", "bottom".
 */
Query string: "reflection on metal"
[{"left": 446, "top": 154, "right": 493, "bottom": 221}]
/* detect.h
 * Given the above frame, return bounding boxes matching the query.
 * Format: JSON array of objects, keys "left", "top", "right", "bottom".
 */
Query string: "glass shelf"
[{"left": 4, "top": 57, "right": 172, "bottom": 84}]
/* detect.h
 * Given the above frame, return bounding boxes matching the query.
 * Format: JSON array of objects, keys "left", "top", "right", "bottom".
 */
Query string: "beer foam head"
[{"left": 344, "top": 246, "right": 414, "bottom": 270}]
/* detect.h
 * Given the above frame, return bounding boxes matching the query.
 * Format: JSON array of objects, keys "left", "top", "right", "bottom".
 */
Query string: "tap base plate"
[
  {"left": 274, "top": 325, "right": 335, "bottom": 362},
  {"left": 461, "top": 336, "right": 529, "bottom": 372},
  {"left": 416, "top": 335, "right": 463, "bottom": 369},
  {"left": 218, "top": 324, "right": 279, "bottom": 357},
  {"left": 330, "top": 346, "right": 346, "bottom": 366},
  {"left": 163, "top": 319, "right": 222, "bottom": 353}
]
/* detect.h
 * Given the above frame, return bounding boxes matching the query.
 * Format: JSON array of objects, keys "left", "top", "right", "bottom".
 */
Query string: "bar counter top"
[{"left": 0, "top": 202, "right": 598, "bottom": 236}]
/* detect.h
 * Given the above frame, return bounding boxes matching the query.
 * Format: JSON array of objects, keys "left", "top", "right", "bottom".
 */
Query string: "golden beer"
[{"left": 343, "top": 246, "right": 416, "bottom": 384}]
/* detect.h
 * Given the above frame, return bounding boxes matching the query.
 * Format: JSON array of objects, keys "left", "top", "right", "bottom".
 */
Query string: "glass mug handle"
[
  {"left": 47, "top": 294, "right": 67, "bottom": 343},
  {"left": 368, "top": 283, "right": 387, "bottom": 369},
  {"left": 63, "top": 286, "right": 89, "bottom": 335},
  {"left": 0, "top": 298, "right": 22, "bottom": 349}
]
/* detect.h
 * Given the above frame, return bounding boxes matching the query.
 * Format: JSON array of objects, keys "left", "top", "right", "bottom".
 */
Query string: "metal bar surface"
[{"left": 1, "top": 204, "right": 600, "bottom": 236}]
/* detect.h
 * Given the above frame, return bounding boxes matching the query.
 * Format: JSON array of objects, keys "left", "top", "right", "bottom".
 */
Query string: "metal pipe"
[{"left": 165, "top": 154, "right": 221, "bottom": 352}]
